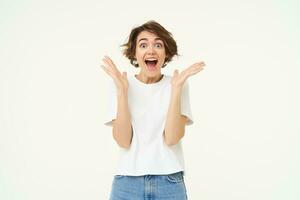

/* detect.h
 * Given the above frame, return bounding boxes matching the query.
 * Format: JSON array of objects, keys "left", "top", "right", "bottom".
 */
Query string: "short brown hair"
[{"left": 121, "top": 20, "right": 178, "bottom": 68}]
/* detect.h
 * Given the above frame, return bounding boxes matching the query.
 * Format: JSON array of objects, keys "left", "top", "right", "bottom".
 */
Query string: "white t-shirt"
[{"left": 104, "top": 74, "right": 193, "bottom": 176}]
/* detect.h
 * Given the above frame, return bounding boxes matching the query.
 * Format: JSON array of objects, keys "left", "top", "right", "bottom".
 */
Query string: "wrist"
[
  {"left": 171, "top": 85, "right": 183, "bottom": 92},
  {"left": 117, "top": 88, "right": 128, "bottom": 98}
]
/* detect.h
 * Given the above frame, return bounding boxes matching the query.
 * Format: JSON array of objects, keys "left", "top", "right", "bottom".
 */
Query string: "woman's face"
[{"left": 135, "top": 31, "right": 166, "bottom": 77}]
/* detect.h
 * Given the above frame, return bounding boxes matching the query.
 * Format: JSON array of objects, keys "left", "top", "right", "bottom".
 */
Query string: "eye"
[
  {"left": 139, "top": 43, "right": 147, "bottom": 48},
  {"left": 155, "top": 43, "right": 163, "bottom": 48}
]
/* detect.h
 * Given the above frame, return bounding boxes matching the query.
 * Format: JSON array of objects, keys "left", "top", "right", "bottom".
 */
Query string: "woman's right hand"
[{"left": 101, "top": 55, "right": 129, "bottom": 94}]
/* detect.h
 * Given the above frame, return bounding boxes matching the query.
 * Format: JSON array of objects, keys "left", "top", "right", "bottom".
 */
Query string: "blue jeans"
[{"left": 109, "top": 171, "right": 188, "bottom": 200}]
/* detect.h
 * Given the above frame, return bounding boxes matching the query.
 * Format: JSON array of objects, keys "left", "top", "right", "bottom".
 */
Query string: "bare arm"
[
  {"left": 112, "top": 90, "right": 133, "bottom": 149},
  {"left": 164, "top": 60, "right": 206, "bottom": 146},
  {"left": 101, "top": 56, "right": 132, "bottom": 149},
  {"left": 163, "top": 87, "right": 187, "bottom": 146}
]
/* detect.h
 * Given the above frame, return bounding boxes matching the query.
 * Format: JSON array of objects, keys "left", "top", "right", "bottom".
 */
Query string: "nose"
[{"left": 146, "top": 45, "right": 156, "bottom": 55}]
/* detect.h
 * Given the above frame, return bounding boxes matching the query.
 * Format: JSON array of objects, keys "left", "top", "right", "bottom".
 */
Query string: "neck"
[{"left": 135, "top": 73, "right": 163, "bottom": 84}]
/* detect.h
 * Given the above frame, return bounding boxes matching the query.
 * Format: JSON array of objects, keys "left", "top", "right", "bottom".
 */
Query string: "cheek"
[
  {"left": 135, "top": 52, "right": 145, "bottom": 65},
  {"left": 136, "top": 55, "right": 144, "bottom": 62},
  {"left": 159, "top": 53, "right": 166, "bottom": 61},
  {"left": 158, "top": 49, "right": 166, "bottom": 57},
  {"left": 135, "top": 50, "right": 143, "bottom": 59}
]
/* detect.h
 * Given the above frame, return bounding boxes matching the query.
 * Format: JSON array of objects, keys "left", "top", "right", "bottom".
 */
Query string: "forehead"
[{"left": 136, "top": 31, "right": 162, "bottom": 42}]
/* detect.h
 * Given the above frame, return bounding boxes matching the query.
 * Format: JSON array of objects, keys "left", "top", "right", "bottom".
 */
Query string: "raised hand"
[
  {"left": 171, "top": 61, "right": 206, "bottom": 89},
  {"left": 101, "top": 56, "right": 129, "bottom": 93}
]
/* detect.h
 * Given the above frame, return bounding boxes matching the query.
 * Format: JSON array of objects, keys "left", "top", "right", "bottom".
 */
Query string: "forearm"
[
  {"left": 164, "top": 87, "right": 186, "bottom": 146},
  {"left": 113, "top": 90, "right": 132, "bottom": 149}
]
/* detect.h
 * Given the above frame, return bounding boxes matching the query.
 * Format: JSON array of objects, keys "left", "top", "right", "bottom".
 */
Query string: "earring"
[{"left": 133, "top": 59, "right": 138, "bottom": 66}]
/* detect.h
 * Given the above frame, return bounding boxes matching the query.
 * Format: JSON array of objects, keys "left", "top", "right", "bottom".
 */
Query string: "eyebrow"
[{"left": 137, "top": 38, "right": 163, "bottom": 43}]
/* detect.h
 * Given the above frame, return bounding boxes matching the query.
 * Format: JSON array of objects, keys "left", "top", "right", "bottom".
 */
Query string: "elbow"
[
  {"left": 164, "top": 132, "right": 184, "bottom": 146},
  {"left": 117, "top": 141, "right": 131, "bottom": 149},
  {"left": 165, "top": 140, "right": 179, "bottom": 146},
  {"left": 113, "top": 134, "right": 132, "bottom": 149},
  {"left": 112, "top": 128, "right": 132, "bottom": 149}
]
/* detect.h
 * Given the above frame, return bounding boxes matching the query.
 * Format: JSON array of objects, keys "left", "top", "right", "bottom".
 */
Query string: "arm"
[
  {"left": 112, "top": 90, "right": 132, "bottom": 149},
  {"left": 164, "top": 61, "right": 206, "bottom": 146},
  {"left": 163, "top": 87, "right": 188, "bottom": 146},
  {"left": 101, "top": 56, "right": 132, "bottom": 149}
]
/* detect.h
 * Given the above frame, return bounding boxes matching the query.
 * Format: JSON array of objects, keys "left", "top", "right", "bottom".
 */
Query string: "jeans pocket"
[{"left": 166, "top": 171, "right": 184, "bottom": 183}]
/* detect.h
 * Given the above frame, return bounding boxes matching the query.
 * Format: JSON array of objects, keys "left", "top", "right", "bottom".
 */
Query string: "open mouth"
[{"left": 145, "top": 59, "right": 158, "bottom": 71}]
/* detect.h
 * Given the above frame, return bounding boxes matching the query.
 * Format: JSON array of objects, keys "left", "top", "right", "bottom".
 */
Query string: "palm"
[
  {"left": 101, "top": 56, "right": 129, "bottom": 91},
  {"left": 171, "top": 61, "right": 206, "bottom": 88}
]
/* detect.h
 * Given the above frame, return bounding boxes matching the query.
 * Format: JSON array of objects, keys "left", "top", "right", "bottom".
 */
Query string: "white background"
[{"left": 1, "top": 0, "right": 299, "bottom": 199}]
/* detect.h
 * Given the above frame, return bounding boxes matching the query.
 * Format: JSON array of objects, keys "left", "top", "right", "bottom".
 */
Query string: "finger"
[
  {"left": 191, "top": 62, "right": 205, "bottom": 69},
  {"left": 175, "top": 69, "right": 179, "bottom": 75},
  {"left": 192, "top": 63, "right": 205, "bottom": 71},
  {"left": 101, "top": 64, "right": 108, "bottom": 72},
  {"left": 101, "top": 63, "right": 113, "bottom": 73},
  {"left": 107, "top": 61, "right": 121, "bottom": 76},
  {"left": 197, "top": 61, "right": 206, "bottom": 67},
  {"left": 188, "top": 67, "right": 204, "bottom": 76},
  {"left": 173, "top": 69, "right": 179, "bottom": 77},
  {"left": 101, "top": 65, "right": 113, "bottom": 76},
  {"left": 181, "top": 67, "right": 189, "bottom": 75},
  {"left": 102, "top": 59, "right": 121, "bottom": 77},
  {"left": 102, "top": 58, "right": 112, "bottom": 71},
  {"left": 186, "top": 63, "right": 203, "bottom": 72},
  {"left": 193, "top": 63, "right": 205, "bottom": 70},
  {"left": 101, "top": 64, "right": 121, "bottom": 80},
  {"left": 102, "top": 57, "right": 114, "bottom": 69},
  {"left": 104, "top": 56, "right": 118, "bottom": 70}
]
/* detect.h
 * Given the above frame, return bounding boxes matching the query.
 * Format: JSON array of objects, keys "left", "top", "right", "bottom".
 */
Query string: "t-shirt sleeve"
[
  {"left": 104, "top": 80, "right": 117, "bottom": 127},
  {"left": 181, "top": 80, "right": 194, "bottom": 125}
]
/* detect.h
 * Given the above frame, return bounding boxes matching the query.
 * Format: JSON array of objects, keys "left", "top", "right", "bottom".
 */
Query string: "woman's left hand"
[{"left": 171, "top": 61, "right": 206, "bottom": 89}]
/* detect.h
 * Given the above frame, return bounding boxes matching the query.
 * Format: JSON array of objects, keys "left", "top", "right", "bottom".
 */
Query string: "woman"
[{"left": 101, "top": 20, "right": 205, "bottom": 200}]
